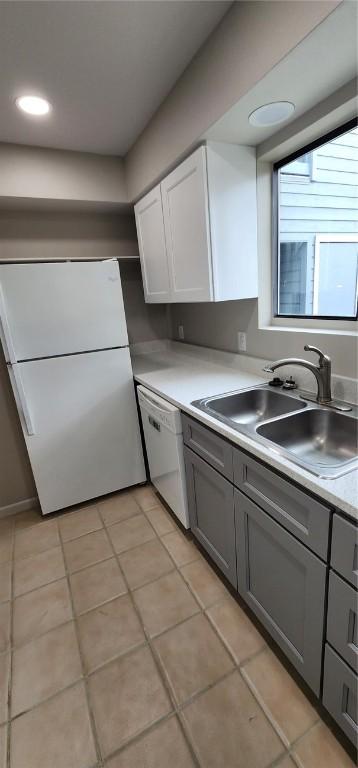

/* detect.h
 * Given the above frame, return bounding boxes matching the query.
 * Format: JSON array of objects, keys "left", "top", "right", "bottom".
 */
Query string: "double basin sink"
[{"left": 192, "top": 386, "right": 358, "bottom": 478}]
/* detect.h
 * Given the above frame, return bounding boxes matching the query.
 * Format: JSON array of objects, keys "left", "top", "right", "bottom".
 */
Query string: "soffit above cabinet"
[{"left": 0, "top": 144, "right": 130, "bottom": 212}]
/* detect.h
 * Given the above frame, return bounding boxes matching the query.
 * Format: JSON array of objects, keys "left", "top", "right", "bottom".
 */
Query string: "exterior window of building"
[{"left": 274, "top": 122, "right": 358, "bottom": 319}]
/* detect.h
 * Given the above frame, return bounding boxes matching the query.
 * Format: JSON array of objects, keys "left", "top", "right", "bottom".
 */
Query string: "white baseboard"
[{"left": 0, "top": 496, "right": 38, "bottom": 520}]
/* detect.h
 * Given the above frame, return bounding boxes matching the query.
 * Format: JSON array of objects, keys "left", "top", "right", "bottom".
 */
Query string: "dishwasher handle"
[{"left": 138, "top": 388, "right": 172, "bottom": 416}]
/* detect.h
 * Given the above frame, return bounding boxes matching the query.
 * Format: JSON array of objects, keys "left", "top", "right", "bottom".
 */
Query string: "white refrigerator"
[{"left": 0, "top": 259, "right": 146, "bottom": 514}]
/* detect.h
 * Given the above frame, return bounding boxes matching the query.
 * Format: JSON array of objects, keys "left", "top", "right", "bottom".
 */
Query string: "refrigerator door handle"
[
  {"left": 0, "top": 284, "right": 35, "bottom": 436},
  {"left": 10, "top": 364, "right": 35, "bottom": 436}
]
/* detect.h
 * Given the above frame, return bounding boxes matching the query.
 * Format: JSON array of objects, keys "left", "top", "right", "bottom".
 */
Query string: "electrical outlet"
[
  {"left": 178, "top": 324, "right": 185, "bottom": 340},
  {"left": 238, "top": 331, "right": 247, "bottom": 352}
]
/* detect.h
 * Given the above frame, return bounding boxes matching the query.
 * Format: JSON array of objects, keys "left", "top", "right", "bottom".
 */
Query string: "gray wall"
[
  {"left": 0, "top": 210, "right": 169, "bottom": 512},
  {"left": 0, "top": 143, "right": 127, "bottom": 205},
  {"left": 119, "top": 259, "right": 169, "bottom": 344},
  {"left": 169, "top": 298, "right": 357, "bottom": 380},
  {"left": 0, "top": 209, "right": 138, "bottom": 260}
]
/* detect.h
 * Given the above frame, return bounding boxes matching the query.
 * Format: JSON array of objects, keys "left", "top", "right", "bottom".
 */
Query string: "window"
[{"left": 274, "top": 120, "right": 358, "bottom": 320}]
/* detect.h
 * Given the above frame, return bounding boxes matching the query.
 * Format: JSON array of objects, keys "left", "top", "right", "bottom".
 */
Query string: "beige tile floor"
[{"left": 0, "top": 486, "right": 355, "bottom": 768}]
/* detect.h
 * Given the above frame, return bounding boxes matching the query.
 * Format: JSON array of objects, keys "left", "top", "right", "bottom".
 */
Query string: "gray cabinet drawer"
[
  {"left": 327, "top": 571, "right": 358, "bottom": 673},
  {"left": 233, "top": 447, "right": 330, "bottom": 559},
  {"left": 235, "top": 489, "right": 326, "bottom": 695},
  {"left": 184, "top": 446, "right": 237, "bottom": 587},
  {"left": 323, "top": 644, "right": 358, "bottom": 746},
  {"left": 182, "top": 414, "right": 233, "bottom": 481},
  {"left": 331, "top": 514, "right": 358, "bottom": 588}
]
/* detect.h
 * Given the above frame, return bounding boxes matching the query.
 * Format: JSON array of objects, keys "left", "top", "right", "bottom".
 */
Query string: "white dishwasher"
[{"left": 137, "top": 385, "right": 189, "bottom": 528}]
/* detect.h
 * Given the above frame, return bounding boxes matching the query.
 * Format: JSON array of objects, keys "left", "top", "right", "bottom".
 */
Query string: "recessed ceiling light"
[
  {"left": 249, "top": 101, "right": 295, "bottom": 128},
  {"left": 15, "top": 95, "right": 52, "bottom": 116}
]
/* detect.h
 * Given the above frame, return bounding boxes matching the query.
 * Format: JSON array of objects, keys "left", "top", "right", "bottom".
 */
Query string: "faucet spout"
[{"left": 262, "top": 348, "right": 332, "bottom": 405}]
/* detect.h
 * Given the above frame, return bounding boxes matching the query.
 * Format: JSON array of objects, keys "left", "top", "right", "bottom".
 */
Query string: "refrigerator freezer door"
[
  {"left": 0, "top": 260, "right": 128, "bottom": 361},
  {"left": 14, "top": 347, "right": 145, "bottom": 514}
]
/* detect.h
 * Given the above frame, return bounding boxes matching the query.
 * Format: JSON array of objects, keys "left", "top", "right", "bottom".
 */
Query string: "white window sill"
[{"left": 260, "top": 323, "right": 357, "bottom": 337}]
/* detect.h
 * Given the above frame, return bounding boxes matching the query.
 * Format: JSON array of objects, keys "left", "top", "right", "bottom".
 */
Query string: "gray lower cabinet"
[
  {"left": 323, "top": 644, "right": 358, "bottom": 745},
  {"left": 331, "top": 514, "right": 358, "bottom": 589},
  {"left": 327, "top": 571, "right": 358, "bottom": 673},
  {"left": 184, "top": 446, "right": 237, "bottom": 588},
  {"left": 182, "top": 412, "right": 358, "bottom": 743},
  {"left": 235, "top": 489, "right": 326, "bottom": 694},
  {"left": 233, "top": 446, "right": 331, "bottom": 559},
  {"left": 182, "top": 414, "right": 233, "bottom": 480}
]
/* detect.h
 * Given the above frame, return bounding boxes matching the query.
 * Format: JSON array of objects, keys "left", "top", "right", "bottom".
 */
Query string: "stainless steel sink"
[
  {"left": 192, "top": 384, "right": 358, "bottom": 478},
  {"left": 202, "top": 387, "right": 306, "bottom": 426},
  {"left": 257, "top": 409, "right": 358, "bottom": 471}
]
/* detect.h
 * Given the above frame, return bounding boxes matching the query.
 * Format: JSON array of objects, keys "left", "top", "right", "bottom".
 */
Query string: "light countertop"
[{"left": 132, "top": 343, "right": 358, "bottom": 522}]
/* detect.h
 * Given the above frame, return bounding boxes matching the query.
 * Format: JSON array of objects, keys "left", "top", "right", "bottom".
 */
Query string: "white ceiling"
[
  {"left": 0, "top": 0, "right": 231, "bottom": 155},
  {"left": 203, "top": 1, "right": 357, "bottom": 148}
]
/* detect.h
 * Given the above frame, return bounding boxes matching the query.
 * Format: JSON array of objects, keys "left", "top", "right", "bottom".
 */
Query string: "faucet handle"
[{"left": 304, "top": 345, "right": 331, "bottom": 366}]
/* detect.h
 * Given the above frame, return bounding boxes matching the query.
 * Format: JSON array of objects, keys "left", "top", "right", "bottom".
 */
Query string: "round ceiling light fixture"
[
  {"left": 248, "top": 101, "right": 295, "bottom": 128},
  {"left": 15, "top": 95, "right": 52, "bottom": 116}
]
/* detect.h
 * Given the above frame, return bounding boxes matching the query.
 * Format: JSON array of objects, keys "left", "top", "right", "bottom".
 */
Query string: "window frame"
[{"left": 272, "top": 117, "right": 358, "bottom": 322}]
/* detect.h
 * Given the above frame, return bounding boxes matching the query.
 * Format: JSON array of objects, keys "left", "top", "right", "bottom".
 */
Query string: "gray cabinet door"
[
  {"left": 327, "top": 571, "right": 358, "bottom": 673},
  {"left": 233, "top": 447, "right": 331, "bottom": 560},
  {"left": 182, "top": 414, "right": 233, "bottom": 480},
  {"left": 323, "top": 644, "right": 358, "bottom": 746},
  {"left": 184, "top": 446, "right": 237, "bottom": 587},
  {"left": 235, "top": 489, "right": 326, "bottom": 694},
  {"left": 331, "top": 514, "right": 358, "bottom": 589}
]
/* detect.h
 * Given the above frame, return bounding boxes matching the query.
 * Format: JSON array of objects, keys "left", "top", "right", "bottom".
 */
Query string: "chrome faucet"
[{"left": 264, "top": 345, "right": 334, "bottom": 405}]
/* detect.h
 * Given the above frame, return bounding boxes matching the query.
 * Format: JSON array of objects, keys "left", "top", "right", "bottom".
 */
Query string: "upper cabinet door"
[
  {"left": 134, "top": 185, "right": 171, "bottom": 303},
  {"left": 161, "top": 147, "right": 213, "bottom": 302}
]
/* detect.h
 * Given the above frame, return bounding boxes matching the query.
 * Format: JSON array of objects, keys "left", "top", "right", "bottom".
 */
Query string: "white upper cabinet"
[
  {"left": 161, "top": 147, "right": 213, "bottom": 302},
  {"left": 134, "top": 184, "right": 170, "bottom": 303},
  {"left": 134, "top": 143, "right": 258, "bottom": 304}
]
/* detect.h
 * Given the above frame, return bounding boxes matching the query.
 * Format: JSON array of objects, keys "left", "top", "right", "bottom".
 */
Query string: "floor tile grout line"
[
  {"left": 71, "top": 586, "right": 129, "bottom": 619},
  {"left": 241, "top": 663, "right": 321, "bottom": 753},
  {"left": 57, "top": 521, "right": 105, "bottom": 768},
  {"left": 267, "top": 753, "right": 294, "bottom": 768},
  {"left": 66, "top": 552, "right": 114, "bottom": 577},
  {"left": 9, "top": 616, "right": 78, "bottom": 655},
  {"left": 203, "top": 602, "right": 266, "bottom": 667},
  {"left": 9, "top": 677, "right": 84, "bottom": 725},
  {"left": 101, "top": 711, "right": 181, "bottom": 766},
  {"left": 287, "top": 717, "right": 325, "bottom": 754},
  {"left": 119, "top": 563, "right": 177, "bottom": 595},
  {"left": 241, "top": 662, "right": 292, "bottom": 750},
  {"left": 12, "top": 572, "right": 67, "bottom": 603},
  {"left": 99, "top": 509, "right": 202, "bottom": 768}
]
